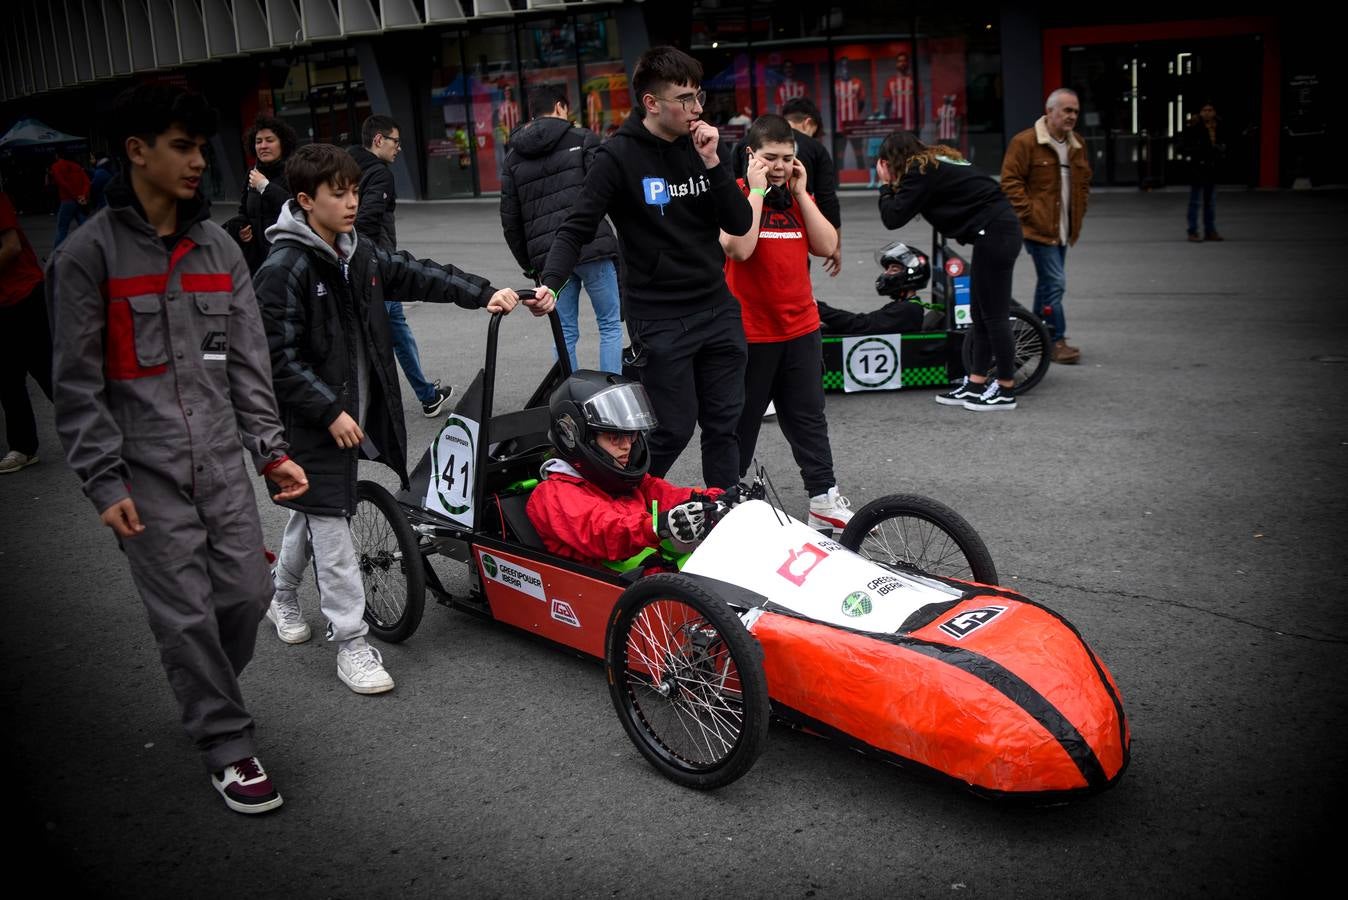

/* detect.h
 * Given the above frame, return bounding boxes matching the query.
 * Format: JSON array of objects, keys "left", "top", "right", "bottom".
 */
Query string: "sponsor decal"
[
  {"left": 945, "top": 257, "right": 964, "bottom": 277},
  {"left": 865, "top": 574, "right": 906, "bottom": 597},
  {"left": 841, "top": 590, "right": 872, "bottom": 617},
  {"left": 777, "top": 542, "right": 829, "bottom": 587},
  {"left": 478, "top": 551, "right": 546, "bottom": 602},
  {"left": 550, "top": 599, "right": 581, "bottom": 628},
  {"left": 938, "top": 605, "right": 1008, "bottom": 639}
]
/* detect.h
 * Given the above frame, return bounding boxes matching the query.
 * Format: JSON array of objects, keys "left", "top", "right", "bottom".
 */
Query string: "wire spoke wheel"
[
  {"left": 352, "top": 481, "right": 426, "bottom": 642},
  {"left": 606, "top": 574, "right": 769, "bottom": 790},
  {"left": 840, "top": 494, "right": 998, "bottom": 585},
  {"left": 961, "top": 304, "right": 1051, "bottom": 395}
]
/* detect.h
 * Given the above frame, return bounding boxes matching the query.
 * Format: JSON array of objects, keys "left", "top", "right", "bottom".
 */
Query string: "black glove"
[{"left": 656, "top": 500, "right": 719, "bottom": 544}]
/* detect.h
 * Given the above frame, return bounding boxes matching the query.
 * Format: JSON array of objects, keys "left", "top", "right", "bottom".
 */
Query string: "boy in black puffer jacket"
[{"left": 254, "top": 143, "right": 553, "bottom": 694}]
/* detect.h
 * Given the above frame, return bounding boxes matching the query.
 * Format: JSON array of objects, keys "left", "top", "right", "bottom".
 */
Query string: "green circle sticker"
[
  {"left": 482, "top": 554, "right": 498, "bottom": 578},
  {"left": 842, "top": 591, "right": 873, "bottom": 617},
  {"left": 844, "top": 337, "right": 900, "bottom": 388}
]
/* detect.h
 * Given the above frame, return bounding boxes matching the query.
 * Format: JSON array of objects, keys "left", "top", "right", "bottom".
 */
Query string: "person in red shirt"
[
  {"left": 0, "top": 191, "right": 53, "bottom": 473},
  {"left": 48, "top": 149, "right": 92, "bottom": 246},
  {"left": 720, "top": 114, "right": 851, "bottom": 534},
  {"left": 527, "top": 371, "right": 723, "bottom": 568}
]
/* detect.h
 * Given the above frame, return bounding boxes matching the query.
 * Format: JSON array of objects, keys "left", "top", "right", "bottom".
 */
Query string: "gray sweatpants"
[
  {"left": 119, "top": 455, "right": 271, "bottom": 773},
  {"left": 272, "top": 510, "right": 369, "bottom": 644}
]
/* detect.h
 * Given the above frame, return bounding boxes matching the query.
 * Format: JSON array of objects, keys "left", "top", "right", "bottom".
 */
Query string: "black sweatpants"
[
  {"left": 0, "top": 282, "right": 54, "bottom": 456},
  {"left": 968, "top": 214, "right": 1023, "bottom": 383},
  {"left": 627, "top": 303, "right": 747, "bottom": 489},
  {"left": 737, "top": 329, "right": 836, "bottom": 497}
]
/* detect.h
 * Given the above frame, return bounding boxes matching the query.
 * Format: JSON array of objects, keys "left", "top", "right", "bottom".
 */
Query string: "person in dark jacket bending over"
[
  {"left": 501, "top": 85, "right": 623, "bottom": 374},
  {"left": 532, "top": 46, "right": 754, "bottom": 489},
  {"left": 254, "top": 143, "right": 553, "bottom": 695},
  {"left": 876, "top": 131, "right": 1023, "bottom": 411},
  {"left": 348, "top": 115, "right": 454, "bottom": 418}
]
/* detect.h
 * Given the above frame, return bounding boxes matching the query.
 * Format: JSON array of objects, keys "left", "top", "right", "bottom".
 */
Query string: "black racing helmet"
[
  {"left": 548, "top": 370, "right": 658, "bottom": 497},
  {"left": 874, "top": 241, "right": 931, "bottom": 298}
]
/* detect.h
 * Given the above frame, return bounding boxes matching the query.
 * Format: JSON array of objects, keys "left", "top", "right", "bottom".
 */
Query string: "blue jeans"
[
  {"left": 556, "top": 258, "right": 623, "bottom": 374},
  {"left": 384, "top": 301, "right": 437, "bottom": 404},
  {"left": 1187, "top": 184, "right": 1216, "bottom": 236},
  {"left": 54, "top": 200, "right": 87, "bottom": 247},
  {"left": 1024, "top": 240, "right": 1068, "bottom": 342}
]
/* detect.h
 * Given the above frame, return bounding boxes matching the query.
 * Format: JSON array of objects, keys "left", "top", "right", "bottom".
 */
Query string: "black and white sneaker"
[
  {"left": 421, "top": 383, "right": 454, "bottom": 418},
  {"left": 963, "top": 381, "right": 1017, "bottom": 411},
  {"left": 935, "top": 377, "right": 983, "bottom": 406}
]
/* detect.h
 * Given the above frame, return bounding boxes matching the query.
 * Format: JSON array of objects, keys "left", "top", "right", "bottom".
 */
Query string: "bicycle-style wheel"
[
  {"left": 605, "top": 574, "right": 770, "bottom": 790},
  {"left": 960, "top": 304, "right": 1051, "bottom": 395},
  {"left": 352, "top": 480, "right": 426, "bottom": 642},
  {"left": 839, "top": 493, "right": 998, "bottom": 585}
]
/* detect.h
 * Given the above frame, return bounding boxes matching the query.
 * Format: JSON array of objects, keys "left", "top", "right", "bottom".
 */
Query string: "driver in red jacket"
[{"left": 526, "top": 371, "right": 723, "bottom": 567}]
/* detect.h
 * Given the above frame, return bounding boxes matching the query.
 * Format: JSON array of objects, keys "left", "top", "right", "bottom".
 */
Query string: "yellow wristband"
[{"left": 749, "top": 187, "right": 767, "bottom": 197}]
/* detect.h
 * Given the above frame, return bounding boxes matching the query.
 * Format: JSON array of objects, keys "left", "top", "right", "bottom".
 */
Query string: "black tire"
[
  {"left": 839, "top": 493, "right": 998, "bottom": 585},
  {"left": 960, "top": 303, "right": 1051, "bottom": 395},
  {"left": 352, "top": 480, "right": 426, "bottom": 643},
  {"left": 605, "top": 574, "right": 770, "bottom": 790}
]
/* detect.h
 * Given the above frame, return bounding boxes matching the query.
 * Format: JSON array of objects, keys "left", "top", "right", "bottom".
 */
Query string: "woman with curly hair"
[
  {"left": 875, "top": 131, "right": 1023, "bottom": 411},
  {"left": 227, "top": 115, "right": 298, "bottom": 272}
]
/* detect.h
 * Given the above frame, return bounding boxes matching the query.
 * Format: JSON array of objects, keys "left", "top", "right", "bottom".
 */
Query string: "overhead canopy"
[{"left": 0, "top": 118, "right": 85, "bottom": 148}]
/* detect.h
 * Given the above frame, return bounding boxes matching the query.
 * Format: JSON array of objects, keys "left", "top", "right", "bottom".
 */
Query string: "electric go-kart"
[
  {"left": 351, "top": 300, "right": 1129, "bottom": 799},
  {"left": 819, "top": 228, "right": 1052, "bottom": 396}
]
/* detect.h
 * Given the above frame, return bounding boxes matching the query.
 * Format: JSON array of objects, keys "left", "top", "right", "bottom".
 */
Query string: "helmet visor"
[{"left": 582, "top": 383, "right": 658, "bottom": 432}]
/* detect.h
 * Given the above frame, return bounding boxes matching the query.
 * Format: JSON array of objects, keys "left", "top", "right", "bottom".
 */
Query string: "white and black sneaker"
[
  {"left": 963, "top": 381, "right": 1017, "bottom": 411},
  {"left": 935, "top": 377, "right": 983, "bottom": 406},
  {"left": 421, "top": 382, "right": 454, "bottom": 418}
]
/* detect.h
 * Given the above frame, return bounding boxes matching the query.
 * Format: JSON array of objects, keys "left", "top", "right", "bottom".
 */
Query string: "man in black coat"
[
  {"left": 500, "top": 85, "right": 624, "bottom": 373},
  {"left": 348, "top": 115, "right": 453, "bottom": 417}
]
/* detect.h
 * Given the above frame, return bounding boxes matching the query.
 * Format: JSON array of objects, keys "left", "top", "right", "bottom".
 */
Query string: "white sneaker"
[
  {"left": 0, "top": 450, "right": 38, "bottom": 474},
  {"left": 808, "top": 487, "right": 853, "bottom": 535},
  {"left": 763, "top": 402, "right": 777, "bottom": 419},
  {"left": 266, "top": 594, "right": 311, "bottom": 644},
  {"left": 337, "top": 639, "right": 395, "bottom": 694}
]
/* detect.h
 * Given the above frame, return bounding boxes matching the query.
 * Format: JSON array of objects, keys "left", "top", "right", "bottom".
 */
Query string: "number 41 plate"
[
  {"left": 424, "top": 415, "right": 479, "bottom": 526},
  {"left": 841, "top": 334, "right": 903, "bottom": 392}
]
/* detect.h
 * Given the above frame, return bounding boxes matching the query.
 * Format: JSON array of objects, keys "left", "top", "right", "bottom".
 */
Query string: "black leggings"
[{"left": 967, "top": 215, "right": 1023, "bottom": 383}]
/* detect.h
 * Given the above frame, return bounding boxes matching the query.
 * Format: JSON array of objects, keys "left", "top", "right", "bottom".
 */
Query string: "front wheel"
[
  {"left": 605, "top": 574, "right": 770, "bottom": 790},
  {"left": 352, "top": 480, "right": 426, "bottom": 643},
  {"left": 839, "top": 493, "right": 998, "bottom": 585},
  {"left": 960, "top": 303, "right": 1051, "bottom": 395}
]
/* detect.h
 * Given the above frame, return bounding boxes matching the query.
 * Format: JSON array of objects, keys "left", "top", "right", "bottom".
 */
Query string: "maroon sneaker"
[{"left": 211, "top": 757, "right": 283, "bottom": 814}]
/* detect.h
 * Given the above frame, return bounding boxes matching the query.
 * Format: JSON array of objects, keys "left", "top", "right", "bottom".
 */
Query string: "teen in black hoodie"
[{"left": 537, "top": 46, "right": 753, "bottom": 490}]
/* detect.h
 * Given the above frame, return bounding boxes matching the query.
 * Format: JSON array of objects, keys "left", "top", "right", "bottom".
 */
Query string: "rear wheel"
[
  {"left": 839, "top": 493, "right": 998, "bottom": 585},
  {"left": 605, "top": 574, "right": 770, "bottom": 790},
  {"left": 960, "top": 304, "right": 1051, "bottom": 395},
  {"left": 352, "top": 480, "right": 426, "bottom": 642}
]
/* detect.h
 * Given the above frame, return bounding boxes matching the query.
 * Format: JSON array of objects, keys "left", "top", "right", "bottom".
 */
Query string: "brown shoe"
[
  {"left": 1187, "top": 232, "right": 1202, "bottom": 243},
  {"left": 1051, "top": 339, "right": 1080, "bottom": 364},
  {"left": 1204, "top": 231, "right": 1224, "bottom": 242}
]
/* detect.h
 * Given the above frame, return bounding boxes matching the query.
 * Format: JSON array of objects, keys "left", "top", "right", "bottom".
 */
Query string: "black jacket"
[
  {"left": 255, "top": 201, "right": 496, "bottom": 516},
  {"left": 1181, "top": 120, "right": 1226, "bottom": 185},
  {"left": 540, "top": 113, "right": 753, "bottom": 320},
  {"left": 225, "top": 158, "right": 290, "bottom": 273},
  {"left": 878, "top": 156, "right": 1016, "bottom": 243},
  {"left": 500, "top": 117, "right": 618, "bottom": 276},
  {"left": 727, "top": 128, "right": 841, "bottom": 228},
  {"left": 348, "top": 145, "right": 397, "bottom": 252}
]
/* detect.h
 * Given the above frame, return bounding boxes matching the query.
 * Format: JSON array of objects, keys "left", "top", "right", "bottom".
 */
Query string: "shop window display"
[{"left": 427, "top": 33, "right": 475, "bottom": 198}]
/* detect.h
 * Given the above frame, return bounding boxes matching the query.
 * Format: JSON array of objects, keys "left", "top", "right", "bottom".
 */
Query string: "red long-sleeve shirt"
[{"left": 50, "top": 159, "right": 91, "bottom": 202}]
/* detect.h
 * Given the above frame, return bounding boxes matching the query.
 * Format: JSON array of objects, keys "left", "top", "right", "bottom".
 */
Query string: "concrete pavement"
[{"left": 2, "top": 187, "right": 1345, "bottom": 897}]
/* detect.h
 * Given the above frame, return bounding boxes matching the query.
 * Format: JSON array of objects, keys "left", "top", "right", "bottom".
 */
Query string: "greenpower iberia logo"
[
  {"left": 482, "top": 554, "right": 498, "bottom": 578},
  {"left": 842, "top": 590, "right": 872, "bottom": 617}
]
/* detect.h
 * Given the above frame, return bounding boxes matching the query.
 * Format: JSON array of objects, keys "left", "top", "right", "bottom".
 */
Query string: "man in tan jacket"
[{"left": 1001, "top": 89, "right": 1092, "bottom": 364}]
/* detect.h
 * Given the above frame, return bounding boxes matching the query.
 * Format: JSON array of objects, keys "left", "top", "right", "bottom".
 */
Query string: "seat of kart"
[{"left": 495, "top": 491, "right": 546, "bottom": 551}]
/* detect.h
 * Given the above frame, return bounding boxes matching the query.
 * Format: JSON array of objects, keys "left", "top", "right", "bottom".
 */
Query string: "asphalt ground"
[{"left": 2, "top": 187, "right": 1345, "bottom": 897}]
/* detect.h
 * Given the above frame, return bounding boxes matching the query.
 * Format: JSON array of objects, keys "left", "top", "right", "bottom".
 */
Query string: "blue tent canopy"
[{"left": 0, "top": 118, "right": 85, "bottom": 148}]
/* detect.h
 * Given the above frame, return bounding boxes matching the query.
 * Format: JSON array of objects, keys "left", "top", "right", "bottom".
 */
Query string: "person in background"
[
  {"left": 49, "top": 147, "right": 91, "bottom": 246},
  {"left": 226, "top": 115, "right": 297, "bottom": 273},
  {"left": 0, "top": 190, "right": 53, "bottom": 474},
  {"left": 1182, "top": 102, "right": 1225, "bottom": 242},
  {"left": 1000, "top": 88, "right": 1092, "bottom": 365},
  {"left": 501, "top": 85, "right": 623, "bottom": 374},
  {"left": 88, "top": 155, "right": 118, "bottom": 211}
]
